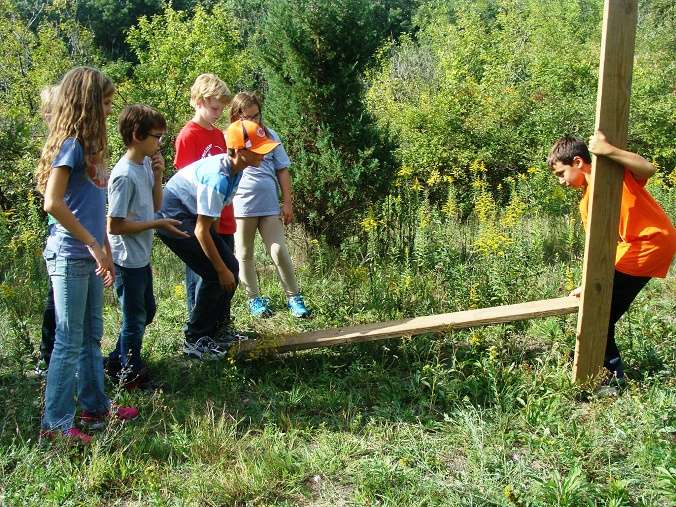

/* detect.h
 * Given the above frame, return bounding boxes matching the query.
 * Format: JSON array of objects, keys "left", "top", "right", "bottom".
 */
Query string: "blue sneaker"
[
  {"left": 249, "top": 296, "right": 273, "bottom": 318},
  {"left": 287, "top": 294, "right": 312, "bottom": 318}
]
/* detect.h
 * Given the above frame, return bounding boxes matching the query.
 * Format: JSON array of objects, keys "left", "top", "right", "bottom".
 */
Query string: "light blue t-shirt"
[
  {"left": 44, "top": 138, "right": 107, "bottom": 259},
  {"left": 158, "top": 154, "right": 242, "bottom": 236},
  {"left": 107, "top": 156, "right": 155, "bottom": 268},
  {"left": 232, "top": 128, "right": 291, "bottom": 217}
]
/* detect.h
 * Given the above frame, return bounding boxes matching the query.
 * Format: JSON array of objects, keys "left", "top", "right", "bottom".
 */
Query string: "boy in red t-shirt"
[
  {"left": 548, "top": 131, "right": 676, "bottom": 383},
  {"left": 175, "top": 73, "right": 243, "bottom": 340}
]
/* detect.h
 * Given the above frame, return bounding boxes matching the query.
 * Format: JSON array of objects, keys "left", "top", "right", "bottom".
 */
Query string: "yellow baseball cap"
[{"left": 225, "top": 119, "right": 280, "bottom": 154}]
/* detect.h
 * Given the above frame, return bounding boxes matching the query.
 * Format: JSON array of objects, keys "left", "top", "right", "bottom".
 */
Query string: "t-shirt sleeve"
[
  {"left": 272, "top": 142, "right": 291, "bottom": 171},
  {"left": 196, "top": 185, "right": 226, "bottom": 218},
  {"left": 52, "top": 138, "right": 84, "bottom": 172},
  {"left": 624, "top": 168, "right": 648, "bottom": 188},
  {"left": 108, "top": 174, "right": 132, "bottom": 218}
]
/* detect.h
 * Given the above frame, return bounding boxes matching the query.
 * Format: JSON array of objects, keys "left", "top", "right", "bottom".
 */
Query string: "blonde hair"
[
  {"left": 39, "top": 85, "right": 59, "bottom": 125},
  {"left": 36, "top": 67, "right": 114, "bottom": 194},
  {"left": 190, "top": 73, "right": 231, "bottom": 108}
]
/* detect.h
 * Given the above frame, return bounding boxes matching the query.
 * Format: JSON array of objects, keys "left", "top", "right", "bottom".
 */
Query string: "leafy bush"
[{"left": 366, "top": 0, "right": 675, "bottom": 209}]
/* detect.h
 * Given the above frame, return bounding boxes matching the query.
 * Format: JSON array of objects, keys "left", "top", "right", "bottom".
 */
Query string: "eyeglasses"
[
  {"left": 148, "top": 133, "right": 165, "bottom": 144},
  {"left": 240, "top": 112, "right": 261, "bottom": 122}
]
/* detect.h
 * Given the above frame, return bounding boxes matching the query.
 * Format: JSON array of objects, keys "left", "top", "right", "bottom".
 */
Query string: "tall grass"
[{"left": 0, "top": 170, "right": 674, "bottom": 505}]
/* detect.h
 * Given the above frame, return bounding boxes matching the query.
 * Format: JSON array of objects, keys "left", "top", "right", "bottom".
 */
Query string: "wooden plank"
[
  {"left": 235, "top": 296, "right": 579, "bottom": 354},
  {"left": 573, "top": 0, "right": 638, "bottom": 383}
]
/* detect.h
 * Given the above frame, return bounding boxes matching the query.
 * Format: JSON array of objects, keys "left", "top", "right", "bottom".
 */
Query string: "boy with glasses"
[{"left": 106, "top": 104, "right": 188, "bottom": 387}]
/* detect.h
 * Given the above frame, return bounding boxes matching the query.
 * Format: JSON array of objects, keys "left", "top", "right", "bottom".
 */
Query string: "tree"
[{"left": 257, "top": 0, "right": 399, "bottom": 242}]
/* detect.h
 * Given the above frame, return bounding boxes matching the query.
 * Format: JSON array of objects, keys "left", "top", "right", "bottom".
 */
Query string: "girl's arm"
[
  {"left": 194, "top": 214, "right": 235, "bottom": 291},
  {"left": 277, "top": 167, "right": 294, "bottom": 225},
  {"left": 588, "top": 130, "right": 656, "bottom": 180},
  {"left": 43, "top": 166, "right": 110, "bottom": 280}
]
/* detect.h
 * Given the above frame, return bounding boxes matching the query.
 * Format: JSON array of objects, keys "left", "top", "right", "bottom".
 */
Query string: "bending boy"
[
  {"left": 548, "top": 131, "right": 675, "bottom": 382},
  {"left": 158, "top": 120, "right": 279, "bottom": 359}
]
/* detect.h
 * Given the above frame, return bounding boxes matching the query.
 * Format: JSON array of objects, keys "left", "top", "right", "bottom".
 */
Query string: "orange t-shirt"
[{"left": 579, "top": 169, "right": 676, "bottom": 278}]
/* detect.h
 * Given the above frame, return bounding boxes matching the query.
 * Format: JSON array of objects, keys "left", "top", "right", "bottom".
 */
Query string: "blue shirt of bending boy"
[
  {"left": 43, "top": 138, "right": 107, "bottom": 259},
  {"left": 107, "top": 156, "right": 156, "bottom": 268},
  {"left": 158, "top": 154, "right": 242, "bottom": 236}
]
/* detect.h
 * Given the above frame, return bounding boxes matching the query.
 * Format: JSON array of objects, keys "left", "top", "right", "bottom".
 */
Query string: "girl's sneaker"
[
  {"left": 80, "top": 405, "right": 139, "bottom": 430},
  {"left": 40, "top": 427, "right": 93, "bottom": 445},
  {"left": 249, "top": 296, "right": 273, "bottom": 318},
  {"left": 287, "top": 294, "right": 312, "bottom": 318}
]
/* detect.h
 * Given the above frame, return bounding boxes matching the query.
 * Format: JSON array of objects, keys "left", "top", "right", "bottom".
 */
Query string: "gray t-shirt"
[
  {"left": 232, "top": 128, "right": 291, "bottom": 217},
  {"left": 107, "top": 156, "right": 155, "bottom": 268},
  {"left": 158, "top": 154, "right": 242, "bottom": 236},
  {"left": 43, "top": 138, "right": 107, "bottom": 259}
]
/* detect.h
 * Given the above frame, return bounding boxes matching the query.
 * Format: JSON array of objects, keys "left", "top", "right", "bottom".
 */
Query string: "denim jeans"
[
  {"left": 159, "top": 230, "right": 238, "bottom": 341},
  {"left": 185, "top": 265, "right": 201, "bottom": 315},
  {"left": 109, "top": 264, "right": 156, "bottom": 373},
  {"left": 40, "top": 276, "right": 56, "bottom": 365},
  {"left": 42, "top": 256, "right": 110, "bottom": 431}
]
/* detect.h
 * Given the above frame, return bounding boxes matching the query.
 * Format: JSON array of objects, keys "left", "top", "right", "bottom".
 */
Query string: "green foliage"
[
  {"left": 118, "top": 3, "right": 243, "bottom": 165},
  {"left": 366, "top": 0, "right": 675, "bottom": 209},
  {"left": 256, "top": 0, "right": 398, "bottom": 242},
  {"left": 0, "top": 0, "right": 102, "bottom": 270}
]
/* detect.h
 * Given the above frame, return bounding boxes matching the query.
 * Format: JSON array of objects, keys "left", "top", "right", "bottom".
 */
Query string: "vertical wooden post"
[{"left": 573, "top": 0, "right": 638, "bottom": 384}]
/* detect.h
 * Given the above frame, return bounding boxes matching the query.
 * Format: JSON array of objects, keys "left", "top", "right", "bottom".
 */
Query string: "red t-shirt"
[
  {"left": 174, "top": 121, "right": 236, "bottom": 234},
  {"left": 579, "top": 169, "right": 676, "bottom": 278}
]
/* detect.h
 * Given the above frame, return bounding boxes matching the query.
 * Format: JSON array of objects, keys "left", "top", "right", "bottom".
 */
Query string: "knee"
[{"left": 269, "top": 243, "right": 289, "bottom": 264}]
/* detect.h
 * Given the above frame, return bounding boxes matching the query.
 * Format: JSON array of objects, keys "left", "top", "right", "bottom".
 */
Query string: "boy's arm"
[
  {"left": 276, "top": 167, "right": 294, "bottom": 225},
  {"left": 151, "top": 152, "right": 165, "bottom": 211},
  {"left": 107, "top": 172, "right": 188, "bottom": 237},
  {"left": 107, "top": 216, "right": 187, "bottom": 237},
  {"left": 589, "top": 130, "right": 656, "bottom": 180},
  {"left": 194, "top": 214, "right": 235, "bottom": 291}
]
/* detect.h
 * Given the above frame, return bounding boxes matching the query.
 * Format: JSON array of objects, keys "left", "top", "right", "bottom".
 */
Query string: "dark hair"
[
  {"left": 118, "top": 104, "right": 166, "bottom": 146},
  {"left": 547, "top": 136, "right": 591, "bottom": 169}
]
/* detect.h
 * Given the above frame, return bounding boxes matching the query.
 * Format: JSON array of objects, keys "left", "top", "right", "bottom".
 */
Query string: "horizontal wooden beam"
[{"left": 235, "top": 296, "right": 580, "bottom": 354}]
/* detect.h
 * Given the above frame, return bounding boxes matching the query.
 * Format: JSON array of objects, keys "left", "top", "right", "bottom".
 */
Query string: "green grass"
[{"left": 0, "top": 220, "right": 674, "bottom": 506}]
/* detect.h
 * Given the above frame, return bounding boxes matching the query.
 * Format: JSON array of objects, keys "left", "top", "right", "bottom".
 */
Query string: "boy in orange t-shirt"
[{"left": 548, "top": 131, "right": 676, "bottom": 382}]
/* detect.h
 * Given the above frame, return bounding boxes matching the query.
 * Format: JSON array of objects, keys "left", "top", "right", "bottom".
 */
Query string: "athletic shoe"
[
  {"left": 287, "top": 294, "right": 312, "bottom": 318},
  {"left": 216, "top": 326, "right": 250, "bottom": 346},
  {"left": 80, "top": 405, "right": 140, "bottom": 430},
  {"left": 183, "top": 336, "right": 229, "bottom": 360},
  {"left": 40, "top": 427, "right": 92, "bottom": 445},
  {"left": 249, "top": 296, "right": 273, "bottom": 318}
]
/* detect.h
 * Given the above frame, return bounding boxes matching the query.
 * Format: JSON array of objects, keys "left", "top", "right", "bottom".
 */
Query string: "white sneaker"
[{"left": 183, "top": 336, "right": 229, "bottom": 360}]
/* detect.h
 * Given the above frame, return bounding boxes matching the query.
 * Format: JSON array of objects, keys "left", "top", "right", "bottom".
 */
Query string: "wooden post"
[{"left": 573, "top": 0, "right": 638, "bottom": 383}]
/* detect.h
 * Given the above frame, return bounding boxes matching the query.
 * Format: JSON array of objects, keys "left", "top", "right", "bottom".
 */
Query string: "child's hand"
[
  {"left": 151, "top": 152, "right": 165, "bottom": 178},
  {"left": 156, "top": 218, "right": 190, "bottom": 238},
  {"left": 217, "top": 267, "right": 236, "bottom": 292},
  {"left": 88, "top": 241, "right": 115, "bottom": 287},
  {"left": 569, "top": 286, "right": 582, "bottom": 298},
  {"left": 281, "top": 201, "right": 294, "bottom": 225},
  {"left": 588, "top": 130, "right": 615, "bottom": 157}
]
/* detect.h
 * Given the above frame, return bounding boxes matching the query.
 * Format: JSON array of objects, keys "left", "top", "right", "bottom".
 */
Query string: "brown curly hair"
[{"left": 36, "top": 67, "right": 115, "bottom": 193}]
